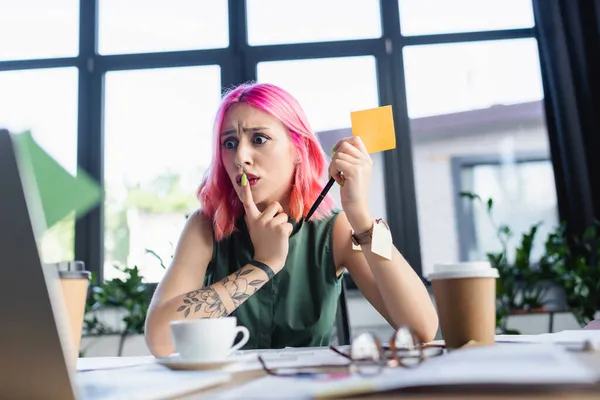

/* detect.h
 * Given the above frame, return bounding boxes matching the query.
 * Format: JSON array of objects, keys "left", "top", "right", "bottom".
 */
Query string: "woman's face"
[{"left": 220, "top": 103, "right": 297, "bottom": 211}]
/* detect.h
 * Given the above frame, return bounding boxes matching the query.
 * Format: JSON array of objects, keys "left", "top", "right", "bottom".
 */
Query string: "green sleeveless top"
[{"left": 203, "top": 210, "right": 343, "bottom": 350}]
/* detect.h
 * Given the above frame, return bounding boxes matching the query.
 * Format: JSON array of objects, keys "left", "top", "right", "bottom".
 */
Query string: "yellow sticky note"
[{"left": 350, "top": 105, "right": 396, "bottom": 153}]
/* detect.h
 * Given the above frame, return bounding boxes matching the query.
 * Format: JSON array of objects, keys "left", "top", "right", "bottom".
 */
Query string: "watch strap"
[{"left": 248, "top": 259, "right": 275, "bottom": 279}]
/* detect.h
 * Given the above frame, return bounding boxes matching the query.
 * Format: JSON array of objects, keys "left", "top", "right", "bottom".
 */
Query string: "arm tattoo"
[{"left": 176, "top": 267, "right": 266, "bottom": 318}]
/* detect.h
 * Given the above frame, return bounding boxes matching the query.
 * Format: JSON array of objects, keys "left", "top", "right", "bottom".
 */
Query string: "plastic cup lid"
[
  {"left": 53, "top": 261, "right": 86, "bottom": 272},
  {"left": 427, "top": 261, "right": 498, "bottom": 280}
]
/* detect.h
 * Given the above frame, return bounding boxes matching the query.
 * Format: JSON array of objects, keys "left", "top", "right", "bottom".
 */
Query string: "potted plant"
[
  {"left": 81, "top": 249, "right": 168, "bottom": 357},
  {"left": 542, "top": 222, "right": 600, "bottom": 326},
  {"left": 461, "top": 191, "right": 600, "bottom": 332},
  {"left": 460, "top": 192, "right": 554, "bottom": 333}
]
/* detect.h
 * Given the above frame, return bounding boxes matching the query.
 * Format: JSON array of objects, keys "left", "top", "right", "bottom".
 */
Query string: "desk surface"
[
  {"left": 188, "top": 354, "right": 600, "bottom": 399},
  {"left": 77, "top": 342, "right": 600, "bottom": 399}
]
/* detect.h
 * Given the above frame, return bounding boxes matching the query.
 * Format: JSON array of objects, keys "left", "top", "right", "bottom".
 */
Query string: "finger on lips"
[
  {"left": 241, "top": 172, "right": 289, "bottom": 231},
  {"left": 241, "top": 172, "right": 261, "bottom": 220}
]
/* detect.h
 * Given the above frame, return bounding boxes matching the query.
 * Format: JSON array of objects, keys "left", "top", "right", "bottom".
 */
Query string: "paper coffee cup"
[
  {"left": 51, "top": 261, "right": 90, "bottom": 362},
  {"left": 428, "top": 262, "right": 498, "bottom": 349}
]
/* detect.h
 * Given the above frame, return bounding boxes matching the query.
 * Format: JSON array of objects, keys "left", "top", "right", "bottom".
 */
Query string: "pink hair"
[{"left": 198, "top": 82, "right": 335, "bottom": 241}]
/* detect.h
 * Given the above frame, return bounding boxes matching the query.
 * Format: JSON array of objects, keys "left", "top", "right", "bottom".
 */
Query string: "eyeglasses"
[{"left": 258, "top": 325, "right": 445, "bottom": 378}]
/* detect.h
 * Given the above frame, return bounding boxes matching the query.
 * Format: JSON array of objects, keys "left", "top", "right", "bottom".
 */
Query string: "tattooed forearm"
[
  {"left": 146, "top": 261, "right": 275, "bottom": 358},
  {"left": 175, "top": 266, "right": 267, "bottom": 319},
  {"left": 176, "top": 287, "right": 227, "bottom": 318}
]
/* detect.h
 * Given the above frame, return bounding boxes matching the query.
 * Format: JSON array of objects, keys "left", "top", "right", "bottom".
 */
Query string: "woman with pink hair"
[{"left": 145, "top": 82, "right": 438, "bottom": 356}]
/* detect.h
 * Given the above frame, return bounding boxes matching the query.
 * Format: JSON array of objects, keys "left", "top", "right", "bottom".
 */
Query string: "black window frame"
[{"left": 1, "top": 0, "right": 563, "bottom": 287}]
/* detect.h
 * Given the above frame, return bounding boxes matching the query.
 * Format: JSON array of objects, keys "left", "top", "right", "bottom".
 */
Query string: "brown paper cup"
[
  {"left": 53, "top": 261, "right": 90, "bottom": 362},
  {"left": 429, "top": 262, "right": 498, "bottom": 350}
]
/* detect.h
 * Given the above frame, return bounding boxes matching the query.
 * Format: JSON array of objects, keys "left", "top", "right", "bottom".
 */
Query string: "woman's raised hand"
[{"left": 240, "top": 172, "right": 293, "bottom": 272}]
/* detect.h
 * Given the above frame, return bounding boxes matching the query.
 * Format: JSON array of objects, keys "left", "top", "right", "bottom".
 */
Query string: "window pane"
[
  {"left": 403, "top": 39, "right": 557, "bottom": 277},
  {"left": 257, "top": 56, "right": 387, "bottom": 222},
  {"left": 403, "top": 39, "right": 544, "bottom": 119},
  {"left": 247, "top": 0, "right": 381, "bottom": 46},
  {"left": 398, "top": 0, "right": 535, "bottom": 36},
  {"left": 103, "top": 66, "right": 221, "bottom": 283},
  {"left": 0, "top": 67, "right": 78, "bottom": 263},
  {"left": 0, "top": 0, "right": 79, "bottom": 61},
  {"left": 465, "top": 160, "right": 558, "bottom": 263},
  {"left": 98, "top": 0, "right": 228, "bottom": 55}
]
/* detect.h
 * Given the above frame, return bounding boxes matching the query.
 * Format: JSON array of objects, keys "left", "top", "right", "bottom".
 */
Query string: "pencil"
[{"left": 305, "top": 177, "right": 336, "bottom": 221}]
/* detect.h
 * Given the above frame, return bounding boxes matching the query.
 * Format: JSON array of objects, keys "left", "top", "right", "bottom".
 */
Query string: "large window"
[
  {"left": 2, "top": 1, "right": 568, "bottom": 286},
  {"left": 247, "top": 0, "right": 381, "bottom": 46},
  {"left": 398, "top": 0, "right": 535, "bottom": 36},
  {"left": 98, "top": 0, "right": 229, "bottom": 55},
  {"left": 453, "top": 155, "right": 558, "bottom": 263},
  {"left": 103, "top": 66, "right": 221, "bottom": 282},
  {"left": 0, "top": 67, "right": 79, "bottom": 264},
  {"left": 403, "top": 38, "right": 555, "bottom": 276},
  {"left": 0, "top": 0, "right": 79, "bottom": 61}
]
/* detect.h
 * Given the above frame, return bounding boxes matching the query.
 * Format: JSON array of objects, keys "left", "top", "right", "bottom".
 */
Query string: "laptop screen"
[{"left": 0, "top": 129, "right": 78, "bottom": 399}]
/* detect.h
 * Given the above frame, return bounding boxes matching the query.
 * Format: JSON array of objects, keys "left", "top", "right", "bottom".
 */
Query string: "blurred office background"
[{"left": 2, "top": 0, "right": 599, "bottom": 356}]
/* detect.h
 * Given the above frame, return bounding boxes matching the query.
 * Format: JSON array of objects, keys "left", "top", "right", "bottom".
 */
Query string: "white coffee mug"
[{"left": 170, "top": 317, "right": 250, "bottom": 361}]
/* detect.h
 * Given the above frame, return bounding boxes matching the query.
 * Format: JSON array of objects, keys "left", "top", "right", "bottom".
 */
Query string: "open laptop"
[
  {"left": 0, "top": 128, "right": 79, "bottom": 398},
  {"left": 0, "top": 129, "right": 230, "bottom": 399}
]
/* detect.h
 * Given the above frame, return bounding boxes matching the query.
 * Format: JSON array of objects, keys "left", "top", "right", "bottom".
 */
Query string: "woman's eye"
[
  {"left": 222, "top": 138, "right": 237, "bottom": 149},
  {"left": 253, "top": 134, "right": 268, "bottom": 145}
]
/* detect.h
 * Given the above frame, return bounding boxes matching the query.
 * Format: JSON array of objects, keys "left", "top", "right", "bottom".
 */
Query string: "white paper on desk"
[
  {"left": 76, "top": 363, "right": 231, "bottom": 400},
  {"left": 227, "top": 347, "right": 350, "bottom": 372},
  {"left": 496, "top": 330, "right": 600, "bottom": 348},
  {"left": 212, "top": 344, "right": 599, "bottom": 400},
  {"left": 77, "top": 356, "right": 155, "bottom": 372}
]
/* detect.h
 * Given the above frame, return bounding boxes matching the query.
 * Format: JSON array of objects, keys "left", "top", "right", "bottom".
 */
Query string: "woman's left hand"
[{"left": 329, "top": 136, "right": 373, "bottom": 230}]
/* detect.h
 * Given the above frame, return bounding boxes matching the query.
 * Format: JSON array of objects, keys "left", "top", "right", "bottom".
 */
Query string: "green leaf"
[
  {"left": 498, "top": 225, "right": 511, "bottom": 237},
  {"left": 459, "top": 191, "right": 480, "bottom": 201},
  {"left": 11, "top": 130, "right": 102, "bottom": 230}
]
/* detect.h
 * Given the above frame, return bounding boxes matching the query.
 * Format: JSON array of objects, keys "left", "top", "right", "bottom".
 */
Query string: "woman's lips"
[
  {"left": 245, "top": 177, "right": 259, "bottom": 187},
  {"left": 235, "top": 174, "right": 260, "bottom": 187}
]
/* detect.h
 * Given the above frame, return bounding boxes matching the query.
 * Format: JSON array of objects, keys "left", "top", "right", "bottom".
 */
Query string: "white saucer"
[{"left": 156, "top": 353, "right": 256, "bottom": 371}]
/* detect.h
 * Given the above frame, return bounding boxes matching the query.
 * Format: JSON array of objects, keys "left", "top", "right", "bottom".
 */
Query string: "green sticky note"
[{"left": 11, "top": 131, "right": 102, "bottom": 229}]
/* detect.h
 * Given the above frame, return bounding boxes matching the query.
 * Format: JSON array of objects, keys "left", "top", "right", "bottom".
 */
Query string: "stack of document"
[
  {"left": 496, "top": 329, "right": 600, "bottom": 350},
  {"left": 76, "top": 363, "right": 231, "bottom": 400},
  {"left": 214, "top": 343, "right": 599, "bottom": 399}
]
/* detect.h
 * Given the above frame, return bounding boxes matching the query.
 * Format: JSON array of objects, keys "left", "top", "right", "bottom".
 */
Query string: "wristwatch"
[{"left": 351, "top": 218, "right": 390, "bottom": 246}]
